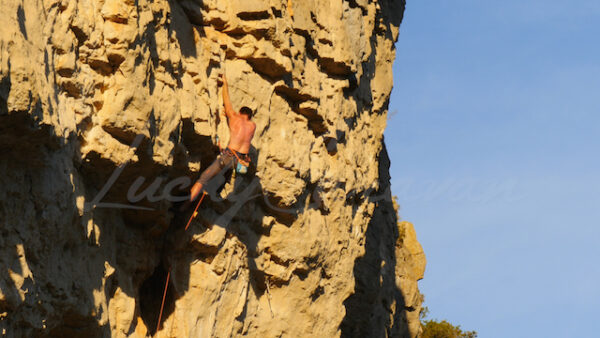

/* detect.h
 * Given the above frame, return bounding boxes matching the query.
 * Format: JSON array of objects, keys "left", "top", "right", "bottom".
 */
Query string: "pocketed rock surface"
[{"left": 0, "top": 0, "right": 425, "bottom": 336}]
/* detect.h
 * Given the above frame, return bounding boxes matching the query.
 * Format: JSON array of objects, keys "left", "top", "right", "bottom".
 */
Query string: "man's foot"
[
  {"left": 190, "top": 182, "right": 203, "bottom": 202},
  {"left": 180, "top": 182, "right": 204, "bottom": 212}
]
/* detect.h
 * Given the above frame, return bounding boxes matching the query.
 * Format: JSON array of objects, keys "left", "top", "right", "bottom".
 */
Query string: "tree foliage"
[{"left": 420, "top": 307, "right": 477, "bottom": 338}]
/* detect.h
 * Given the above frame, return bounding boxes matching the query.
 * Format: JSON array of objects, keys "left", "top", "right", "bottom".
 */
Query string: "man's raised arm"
[{"left": 221, "top": 74, "right": 236, "bottom": 119}]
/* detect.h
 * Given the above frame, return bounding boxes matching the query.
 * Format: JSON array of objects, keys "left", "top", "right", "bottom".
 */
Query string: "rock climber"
[{"left": 185, "top": 73, "right": 256, "bottom": 207}]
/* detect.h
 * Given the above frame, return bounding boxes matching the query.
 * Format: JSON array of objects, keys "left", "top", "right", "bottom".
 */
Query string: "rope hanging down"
[{"left": 155, "top": 191, "right": 207, "bottom": 335}]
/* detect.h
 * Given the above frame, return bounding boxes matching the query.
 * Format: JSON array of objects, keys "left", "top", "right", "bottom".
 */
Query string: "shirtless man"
[{"left": 187, "top": 73, "right": 256, "bottom": 203}]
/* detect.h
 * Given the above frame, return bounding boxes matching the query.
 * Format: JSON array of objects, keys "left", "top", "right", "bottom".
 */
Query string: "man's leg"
[
  {"left": 188, "top": 153, "right": 235, "bottom": 203},
  {"left": 190, "top": 158, "right": 223, "bottom": 201},
  {"left": 180, "top": 158, "right": 223, "bottom": 212}
]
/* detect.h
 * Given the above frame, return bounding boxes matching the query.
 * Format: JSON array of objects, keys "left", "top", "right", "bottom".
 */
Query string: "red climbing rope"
[
  {"left": 185, "top": 192, "right": 207, "bottom": 231},
  {"left": 155, "top": 191, "right": 207, "bottom": 335},
  {"left": 156, "top": 268, "right": 171, "bottom": 334}
]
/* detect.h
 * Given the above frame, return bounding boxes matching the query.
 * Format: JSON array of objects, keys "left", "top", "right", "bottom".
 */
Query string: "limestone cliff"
[{"left": 0, "top": 0, "right": 425, "bottom": 337}]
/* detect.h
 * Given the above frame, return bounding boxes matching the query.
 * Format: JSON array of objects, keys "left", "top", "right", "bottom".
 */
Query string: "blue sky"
[{"left": 384, "top": 1, "right": 600, "bottom": 337}]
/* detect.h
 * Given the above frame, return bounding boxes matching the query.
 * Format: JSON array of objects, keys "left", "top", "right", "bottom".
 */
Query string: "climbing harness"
[
  {"left": 226, "top": 147, "right": 250, "bottom": 175},
  {"left": 216, "top": 136, "right": 251, "bottom": 175},
  {"left": 155, "top": 191, "right": 207, "bottom": 335}
]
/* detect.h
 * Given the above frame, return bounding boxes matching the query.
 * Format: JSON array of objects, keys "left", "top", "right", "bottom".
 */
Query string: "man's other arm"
[{"left": 221, "top": 74, "right": 236, "bottom": 120}]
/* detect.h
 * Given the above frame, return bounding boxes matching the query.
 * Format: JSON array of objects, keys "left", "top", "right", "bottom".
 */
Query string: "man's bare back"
[{"left": 227, "top": 113, "right": 255, "bottom": 155}]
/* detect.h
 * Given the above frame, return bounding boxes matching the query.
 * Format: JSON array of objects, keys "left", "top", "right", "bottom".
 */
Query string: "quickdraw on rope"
[
  {"left": 155, "top": 191, "right": 207, "bottom": 335},
  {"left": 185, "top": 192, "right": 207, "bottom": 231},
  {"left": 216, "top": 135, "right": 223, "bottom": 152}
]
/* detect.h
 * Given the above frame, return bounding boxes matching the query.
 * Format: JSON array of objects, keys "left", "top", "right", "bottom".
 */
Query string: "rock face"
[{"left": 0, "top": 0, "right": 425, "bottom": 337}]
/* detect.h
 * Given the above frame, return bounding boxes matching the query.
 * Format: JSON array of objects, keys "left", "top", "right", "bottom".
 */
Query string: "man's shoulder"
[{"left": 241, "top": 118, "right": 255, "bottom": 127}]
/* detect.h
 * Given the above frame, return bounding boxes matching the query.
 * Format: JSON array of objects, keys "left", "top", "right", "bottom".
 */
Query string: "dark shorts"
[{"left": 195, "top": 149, "right": 248, "bottom": 187}]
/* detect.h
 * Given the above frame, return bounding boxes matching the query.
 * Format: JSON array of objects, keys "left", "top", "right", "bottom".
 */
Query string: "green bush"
[{"left": 420, "top": 307, "right": 477, "bottom": 338}]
